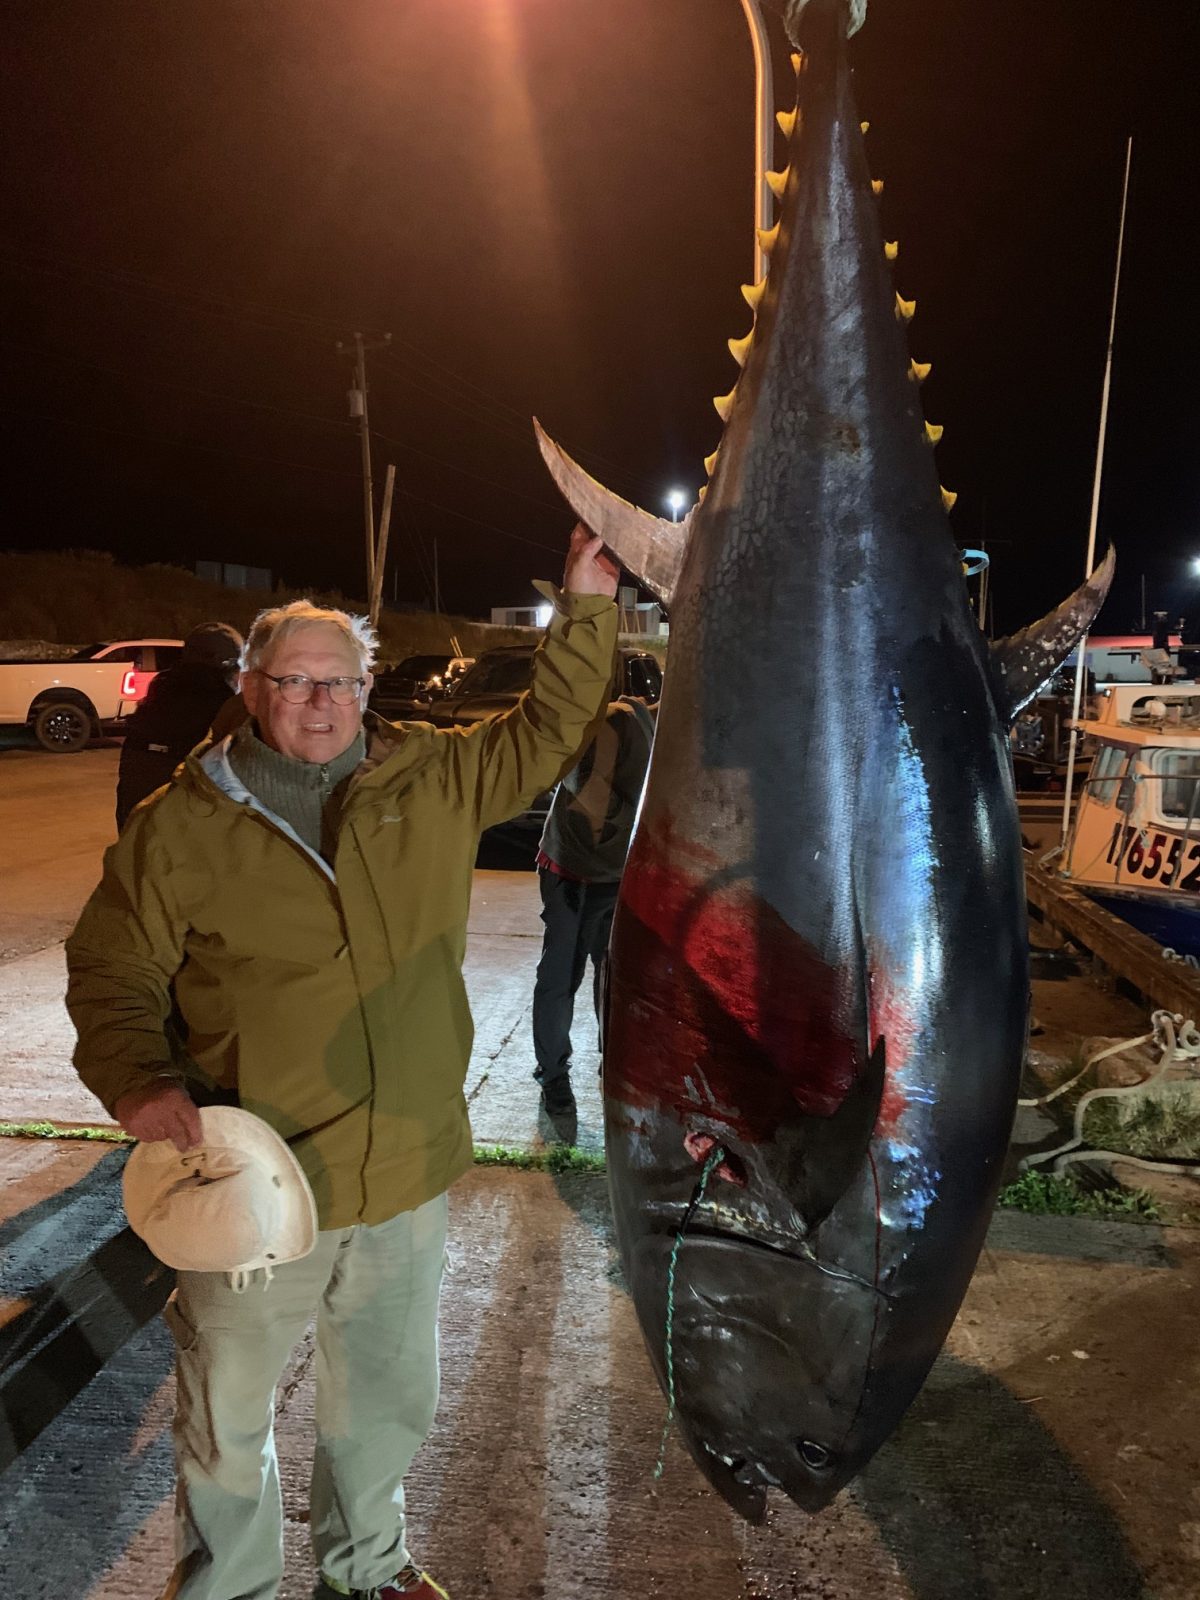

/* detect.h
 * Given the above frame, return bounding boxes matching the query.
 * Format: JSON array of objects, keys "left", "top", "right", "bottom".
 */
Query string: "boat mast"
[{"left": 1059, "top": 136, "right": 1134, "bottom": 854}]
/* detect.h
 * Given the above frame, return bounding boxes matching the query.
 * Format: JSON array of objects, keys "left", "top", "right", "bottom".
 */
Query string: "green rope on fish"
[{"left": 654, "top": 1144, "right": 725, "bottom": 1481}]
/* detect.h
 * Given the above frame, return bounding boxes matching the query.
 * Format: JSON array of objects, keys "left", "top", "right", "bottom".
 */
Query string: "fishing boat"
[{"left": 1060, "top": 683, "right": 1200, "bottom": 957}]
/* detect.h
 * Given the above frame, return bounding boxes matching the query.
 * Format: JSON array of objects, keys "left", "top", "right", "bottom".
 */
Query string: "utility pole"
[
  {"left": 336, "top": 330, "right": 392, "bottom": 597},
  {"left": 369, "top": 464, "right": 396, "bottom": 631}
]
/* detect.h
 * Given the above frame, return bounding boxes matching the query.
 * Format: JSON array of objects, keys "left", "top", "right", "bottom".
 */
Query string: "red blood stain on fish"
[
  {"left": 607, "top": 826, "right": 865, "bottom": 1141},
  {"left": 867, "top": 963, "right": 919, "bottom": 1137}
]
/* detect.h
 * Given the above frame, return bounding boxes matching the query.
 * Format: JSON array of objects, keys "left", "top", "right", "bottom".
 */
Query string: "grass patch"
[
  {"left": 1079, "top": 1088, "right": 1200, "bottom": 1162},
  {"left": 0, "top": 1121, "right": 607, "bottom": 1176},
  {"left": 998, "top": 1170, "right": 1162, "bottom": 1222},
  {"left": 0, "top": 1120, "right": 131, "bottom": 1143},
  {"left": 473, "top": 1143, "right": 606, "bottom": 1175}
]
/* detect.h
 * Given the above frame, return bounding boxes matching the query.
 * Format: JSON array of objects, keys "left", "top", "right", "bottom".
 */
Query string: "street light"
[
  {"left": 1191, "top": 558, "right": 1200, "bottom": 577},
  {"left": 666, "top": 488, "right": 688, "bottom": 521}
]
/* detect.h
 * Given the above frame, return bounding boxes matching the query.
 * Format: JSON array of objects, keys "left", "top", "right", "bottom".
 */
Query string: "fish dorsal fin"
[
  {"left": 533, "top": 419, "right": 687, "bottom": 607},
  {"left": 988, "top": 545, "right": 1116, "bottom": 725}
]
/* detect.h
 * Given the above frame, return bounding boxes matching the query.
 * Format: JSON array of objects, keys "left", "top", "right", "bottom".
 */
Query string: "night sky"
[{"left": 2, "top": 0, "right": 1197, "bottom": 631}]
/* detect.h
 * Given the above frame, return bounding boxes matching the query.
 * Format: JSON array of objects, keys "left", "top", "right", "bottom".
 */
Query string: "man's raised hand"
[{"left": 562, "top": 523, "right": 620, "bottom": 598}]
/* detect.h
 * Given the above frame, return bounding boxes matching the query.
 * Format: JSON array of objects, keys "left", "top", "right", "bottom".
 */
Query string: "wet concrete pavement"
[{"left": 2, "top": 748, "right": 1199, "bottom": 1598}]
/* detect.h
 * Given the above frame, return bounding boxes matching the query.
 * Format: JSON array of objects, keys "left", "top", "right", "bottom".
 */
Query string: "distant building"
[
  {"left": 197, "top": 560, "right": 272, "bottom": 592},
  {"left": 491, "top": 586, "right": 667, "bottom": 637},
  {"left": 617, "top": 585, "right": 668, "bottom": 638},
  {"left": 490, "top": 602, "right": 549, "bottom": 628}
]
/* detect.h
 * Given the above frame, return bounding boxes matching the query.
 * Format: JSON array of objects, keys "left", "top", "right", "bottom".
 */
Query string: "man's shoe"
[
  {"left": 332, "top": 1566, "right": 450, "bottom": 1600},
  {"left": 539, "top": 1077, "right": 576, "bottom": 1117},
  {"left": 535, "top": 1072, "right": 577, "bottom": 1143}
]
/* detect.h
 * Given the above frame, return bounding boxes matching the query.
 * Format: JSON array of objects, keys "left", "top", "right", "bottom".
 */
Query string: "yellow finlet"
[
  {"left": 871, "top": 178, "right": 885, "bottom": 196},
  {"left": 704, "top": 449, "right": 720, "bottom": 478},
  {"left": 713, "top": 389, "right": 736, "bottom": 423},
  {"left": 698, "top": 484, "right": 708, "bottom": 503},
  {"left": 895, "top": 293, "right": 916, "bottom": 321},
  {"left": 790, "top": 51, "right": 805, "bottom": 73},
  {"left": 766, "top": 168, "right": 790, "bottom": 200},
  {"left": 860, "top": 120, "right": 870, "bottom": 135},
  {"left": 909, "top": 359, "right": 932, "bottom": 383},
  {"left": 741, "top": 279, "right": 767, "bottom": 311},
  {"left": 940, "top": 485, "right": 958, "bottom": 512},
  {"left": 776, "top": 107, "right": 798, "bottom": 138},
  {"left": 884, "top": 240, "right": 899, "bottom": 262},
  {"left": 925, "top": 421, "right": 944, "bottom": 445},
  {"left": 727, "top": 332, "right": 753, "bottom": 368},
  {"left": 756, "top": 221, "right": 781, "bottom": 254}
]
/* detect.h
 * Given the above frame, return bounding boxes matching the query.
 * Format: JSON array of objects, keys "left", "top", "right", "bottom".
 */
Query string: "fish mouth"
[
  {"left": 695, "top": 1431, "right": 844, "bottom": 1521},
  {"left": 695, "top": 1440, "right": 769, "bottom": 1524},
  {"left": 630, "top": 1233, "right": 878, "bottom": 1518}
]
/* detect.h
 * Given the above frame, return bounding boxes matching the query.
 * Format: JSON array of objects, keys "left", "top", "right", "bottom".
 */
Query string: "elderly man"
[{"left": 66, "top": 528, "right": 618, "bottom": 1600}]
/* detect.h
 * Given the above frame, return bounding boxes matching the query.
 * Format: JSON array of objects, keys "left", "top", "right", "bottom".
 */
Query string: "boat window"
[
  {"left": 1152, "top": 750, "right": 1200, "bottom": 821},
  {"left": 1088, "top": 745, "right": 1127, "bottom": 807}
]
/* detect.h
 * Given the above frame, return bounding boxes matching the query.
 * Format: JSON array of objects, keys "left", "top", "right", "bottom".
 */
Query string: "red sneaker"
[
  {"left": 361, "top": 1567, "right": 450, "bottom": 1600},
  {"left": 323, "top": 1565, "right": 449, "bottom": 1600}
]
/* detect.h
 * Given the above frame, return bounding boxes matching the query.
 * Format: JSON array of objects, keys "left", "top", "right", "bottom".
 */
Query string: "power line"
[
  {"left": 0, "top": 339, "right": 349, "bottom": 432},
  {"left": 367, "top": 423, "right": 567, "bottom": 516},
  {"left": 391, "top": 485, "right": 562, "bottom": 554},
  {"left": 0, "top": 240, "right": 377, "bottom": 341},
  {"left": 0, "top": 408, "right": 361, "bottom": 481},
  {"left": 2, "top": 241, "right": 670, "bottom": 509}
]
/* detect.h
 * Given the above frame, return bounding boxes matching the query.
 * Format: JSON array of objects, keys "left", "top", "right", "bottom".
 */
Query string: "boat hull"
[{"left": 1083, "top": 887, "right": 1200, "bottom": 962}]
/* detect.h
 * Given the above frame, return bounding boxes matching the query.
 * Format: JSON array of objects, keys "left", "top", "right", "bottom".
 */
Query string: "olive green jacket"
[{"left": 66, "top": 589, "right": 617, "bottom": 1227}]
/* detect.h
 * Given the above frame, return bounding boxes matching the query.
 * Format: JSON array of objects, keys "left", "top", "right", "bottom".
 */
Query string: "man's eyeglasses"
[{"left": 257, "top": 672, "right": 366, "bottom": 706}]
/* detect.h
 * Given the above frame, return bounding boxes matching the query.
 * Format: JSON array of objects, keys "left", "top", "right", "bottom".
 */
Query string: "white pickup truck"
[{"left": 0, "top": 638, "right": 183, "bottom": 752}]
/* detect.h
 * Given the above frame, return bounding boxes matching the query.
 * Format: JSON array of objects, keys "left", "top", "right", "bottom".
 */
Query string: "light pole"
[
  {"left": 666, "top": 488, "right": 687, "bottom": 521},
  {"left": 739, "top": 0, "right": 775, "bottom": 287}
]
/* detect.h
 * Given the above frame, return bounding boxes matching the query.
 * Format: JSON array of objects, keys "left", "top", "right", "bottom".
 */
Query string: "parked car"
[
  {"left": 426, "top": 644, "right": 664, "bottom": 853},
  {"left": 426, "top": 644, "right": 662, "bottom": 731},
  {"left": 0, "top": 637, "right": 184, "bottom": 752},
  {"left": 369, "top": 653, "right": 474, "bottom": 720}
]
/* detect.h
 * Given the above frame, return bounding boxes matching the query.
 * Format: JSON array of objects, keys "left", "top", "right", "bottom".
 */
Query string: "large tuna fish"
[{"left": 535, "top": 0, "right": 1112, "bottom": 1518}]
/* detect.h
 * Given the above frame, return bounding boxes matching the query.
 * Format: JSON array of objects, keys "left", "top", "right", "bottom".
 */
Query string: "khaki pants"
[{"left": 162, "top": 1194, "right": 448, "bottom": 1600}]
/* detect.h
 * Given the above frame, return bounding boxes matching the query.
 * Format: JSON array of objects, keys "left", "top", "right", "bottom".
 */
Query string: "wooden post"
[{"left": 369, "top": 464, "right": 396, "bottom": 630}]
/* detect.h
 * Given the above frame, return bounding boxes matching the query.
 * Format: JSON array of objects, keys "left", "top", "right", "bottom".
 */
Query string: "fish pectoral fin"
[
  {"left": 795, "top": 1035, "right": 888, "bottom": 1232},
  {"left": 532, "top": 418, "right": 686, "bottom": 607},
  {"left": 987, "top": 545, "right": 1116, "bottom": 725}
]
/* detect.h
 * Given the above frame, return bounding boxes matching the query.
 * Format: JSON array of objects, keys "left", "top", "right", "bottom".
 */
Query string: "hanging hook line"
[{"left": 654, "top": 1144, "right": 726, "bottom": 1481}]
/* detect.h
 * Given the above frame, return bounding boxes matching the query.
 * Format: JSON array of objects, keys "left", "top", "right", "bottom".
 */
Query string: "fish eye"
[{"left": 797, "top": 1439, "right": 834, "bottom": 1472}]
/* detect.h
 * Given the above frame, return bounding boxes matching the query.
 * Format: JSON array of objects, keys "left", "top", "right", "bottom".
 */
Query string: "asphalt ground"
[{"left": 1, "top": 747, "right": 1199, "bottom": 1599}]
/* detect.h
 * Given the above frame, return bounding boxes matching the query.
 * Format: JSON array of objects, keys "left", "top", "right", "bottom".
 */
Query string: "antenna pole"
[{"left": 1059, "top": 137, "right": 1133, "bottom": 854}]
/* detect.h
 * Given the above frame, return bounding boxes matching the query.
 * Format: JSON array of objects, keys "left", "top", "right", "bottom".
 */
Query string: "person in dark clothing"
[
  {"left": 532, "top": 694, "right": 655, "bottom": 1132},
  {"left": 115, "top": 622, "right": 244, "bottom": 829}
]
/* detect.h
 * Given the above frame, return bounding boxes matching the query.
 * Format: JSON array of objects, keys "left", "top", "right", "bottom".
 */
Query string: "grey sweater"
[
  {"left": 538, "top": 697, "right": 655, "bottom": 882},
  {"left": 228, "top": 722, "right": 366, "bottom": 861}
]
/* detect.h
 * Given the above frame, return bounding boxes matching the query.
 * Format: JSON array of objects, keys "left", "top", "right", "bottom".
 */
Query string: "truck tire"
[{"left": 32, "top": 700, "right": 93, "bottom": 753}]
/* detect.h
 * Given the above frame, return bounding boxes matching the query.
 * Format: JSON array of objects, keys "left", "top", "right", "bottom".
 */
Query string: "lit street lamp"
[{"left": 666, "top": 488, "right": 688, "bottom": 521}]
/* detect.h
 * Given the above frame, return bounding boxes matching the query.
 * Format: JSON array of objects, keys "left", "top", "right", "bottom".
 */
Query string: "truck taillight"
[{"left": 121, "top": 670, "right": 138, "bottom": 698}]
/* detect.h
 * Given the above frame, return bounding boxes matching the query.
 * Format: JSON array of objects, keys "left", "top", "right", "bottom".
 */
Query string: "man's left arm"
[{"left": 458, "top": 526, "right": 620, "bottom": 832}]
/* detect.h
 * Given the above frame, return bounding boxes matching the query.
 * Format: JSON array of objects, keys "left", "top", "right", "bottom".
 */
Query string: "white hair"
[{"left": 241, "top": 600, "right": 378, "bottom": 675}]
